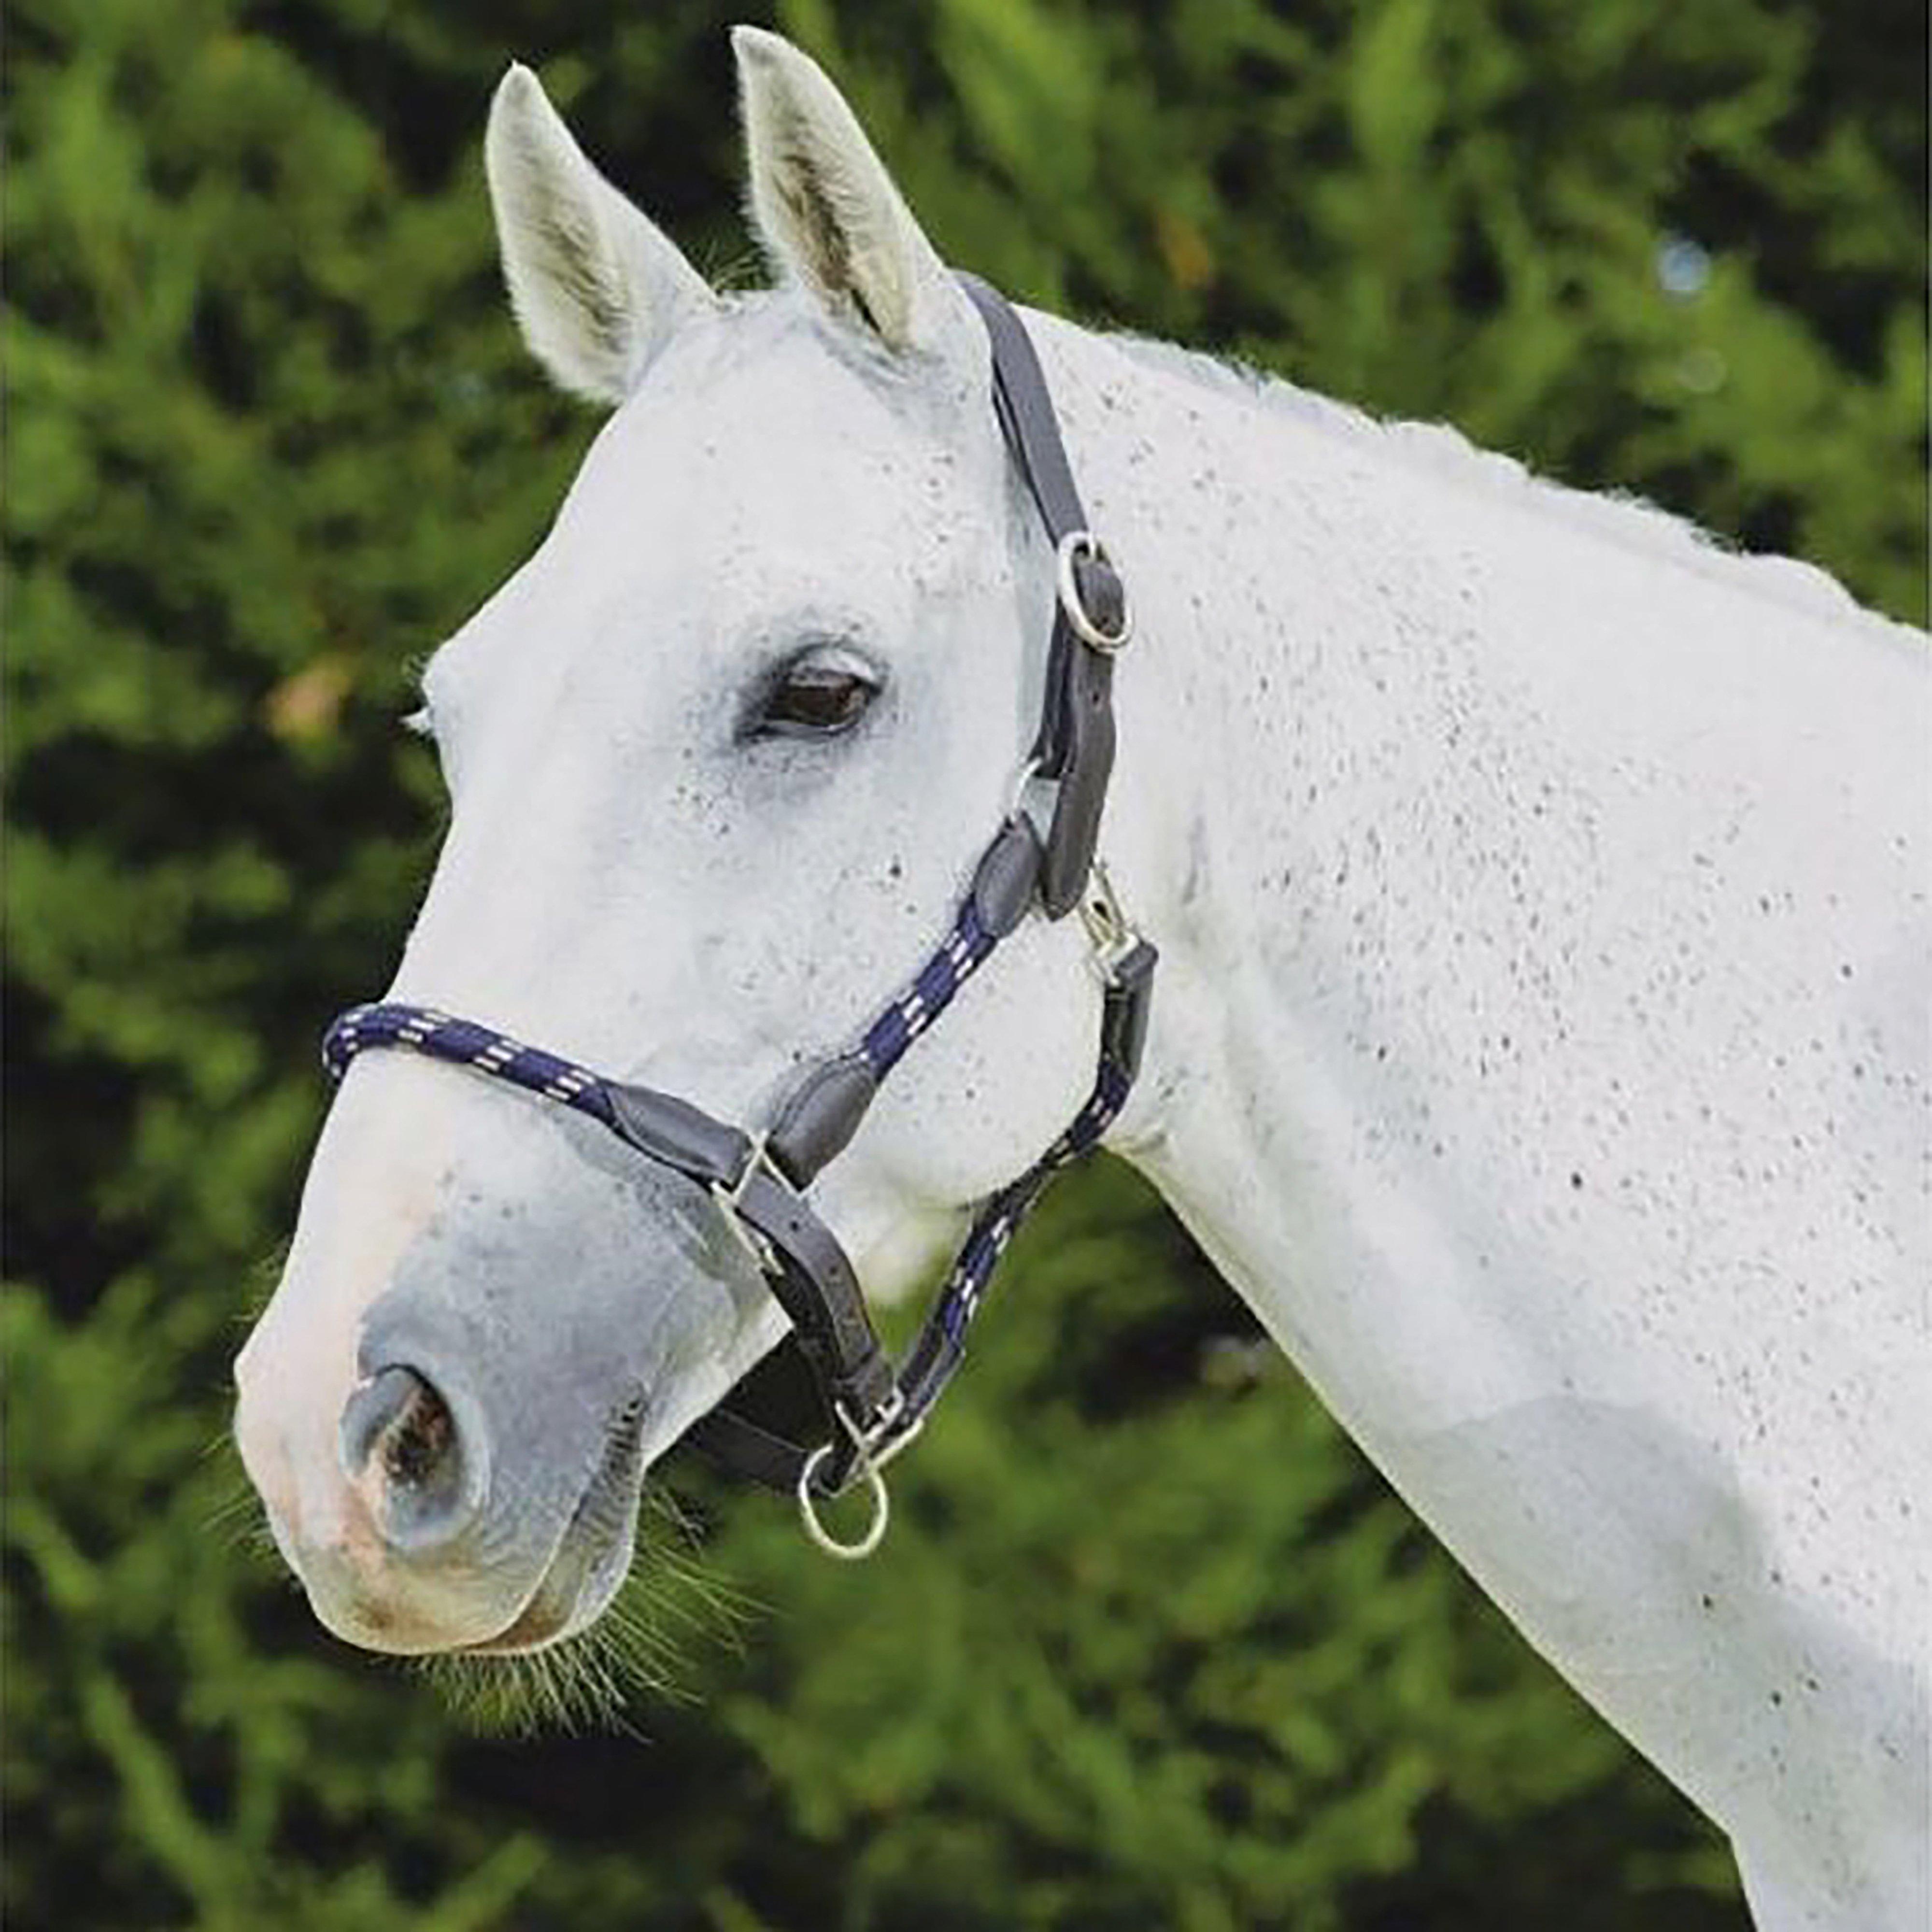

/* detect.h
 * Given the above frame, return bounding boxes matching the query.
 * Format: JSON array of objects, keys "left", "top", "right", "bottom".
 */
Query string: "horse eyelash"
[{"left": 403, "top": 706, "right": 436, "bottom": 740}]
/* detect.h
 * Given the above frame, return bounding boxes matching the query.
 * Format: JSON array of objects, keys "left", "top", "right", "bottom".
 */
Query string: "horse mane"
[{"left": 1103, "top": 329, "right": 1875, "bottom": 628}]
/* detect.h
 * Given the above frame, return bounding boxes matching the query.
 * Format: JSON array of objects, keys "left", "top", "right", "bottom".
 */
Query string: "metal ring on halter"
[
  {"left": 796, "top": 1410, "right": 891, "bottom": 1561},
  {"left": 1055, "top": 531, "right": 1133, "bottom": 652}
]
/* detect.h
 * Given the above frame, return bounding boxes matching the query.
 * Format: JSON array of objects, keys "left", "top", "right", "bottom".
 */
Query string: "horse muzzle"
[{"left": 238, "top": 1322, "right": 648, "bottom": 1655}]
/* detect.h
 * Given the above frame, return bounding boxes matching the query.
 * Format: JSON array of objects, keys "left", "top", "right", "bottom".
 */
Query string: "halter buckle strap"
[
  {"left": 956, "top": 271, "right": 1124, "bottom": 918},
  {"left": 318, "top": 273, "right": 1155, "bottom": 1555}
]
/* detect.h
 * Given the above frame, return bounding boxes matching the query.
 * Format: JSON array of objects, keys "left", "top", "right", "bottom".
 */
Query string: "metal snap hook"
[{"left": 1079, "top": 858, "right": 1142, "bottom": 983}]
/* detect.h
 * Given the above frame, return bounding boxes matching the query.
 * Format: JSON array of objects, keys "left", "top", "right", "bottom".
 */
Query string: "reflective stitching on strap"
[
  {"left": 862, "top": 895, "right": 999, "bottom": 1080},
  {"left": 323, "top": 1005, "right": 616, "bottom": 1135}
]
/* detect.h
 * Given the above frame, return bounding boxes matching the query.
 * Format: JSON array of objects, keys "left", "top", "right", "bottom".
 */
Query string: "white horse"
[{"left": 233, "top": 28, "right": 1930, "bottom": 1928}]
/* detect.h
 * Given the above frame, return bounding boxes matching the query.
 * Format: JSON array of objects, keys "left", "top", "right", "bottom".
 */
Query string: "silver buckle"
[
  {"left": 1055, "top": 531, "right": 1133, "bottom": 652},
  {"left": 710, "top": 1134, "right": 779, "bottom": 1274}
]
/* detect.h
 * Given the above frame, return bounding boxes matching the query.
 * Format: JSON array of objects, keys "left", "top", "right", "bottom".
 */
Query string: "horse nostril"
[
  {"left": 341, "top": 1364, "right": 435, "bottom": 1478},
  {"left": 339, "top": 1365, "right": 481, "bottom": 1548}
]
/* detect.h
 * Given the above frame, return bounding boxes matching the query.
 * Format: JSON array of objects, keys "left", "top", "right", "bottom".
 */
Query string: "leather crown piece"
[{"left": 321, "top": 271, "right": 1155, "bottom": 1555}]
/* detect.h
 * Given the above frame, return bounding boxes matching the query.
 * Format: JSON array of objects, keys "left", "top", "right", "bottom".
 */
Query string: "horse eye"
[{"left": 754, "top": 651, "right": 880, "bottom": 739}]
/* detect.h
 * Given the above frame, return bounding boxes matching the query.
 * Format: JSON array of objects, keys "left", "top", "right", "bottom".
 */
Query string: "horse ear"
[
  {"left": 484, "top": 64, "right": 713, "bottom": 406},
  {"left": 733, "top": 27, "right": 964, "bottom": 359}
]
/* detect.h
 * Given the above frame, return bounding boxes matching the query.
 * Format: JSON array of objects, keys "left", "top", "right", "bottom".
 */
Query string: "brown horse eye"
[{"left": 759, "top": 660, "right": 878, "bottom": 737}]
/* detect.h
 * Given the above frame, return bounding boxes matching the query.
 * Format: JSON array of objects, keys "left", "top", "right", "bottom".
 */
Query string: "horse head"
[{"left": 234, "top": 30, "right": 1123, "bottom": 1654}]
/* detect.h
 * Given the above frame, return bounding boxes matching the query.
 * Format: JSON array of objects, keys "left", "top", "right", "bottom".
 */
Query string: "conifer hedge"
[{"left": 7, "top": 1, "right": 1921, "bottom": 1926}]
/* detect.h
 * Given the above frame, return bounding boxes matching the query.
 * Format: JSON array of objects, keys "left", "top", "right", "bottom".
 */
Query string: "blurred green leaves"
[{"left": 7, "top": 0, "right": 1920, "bottom": 1925}]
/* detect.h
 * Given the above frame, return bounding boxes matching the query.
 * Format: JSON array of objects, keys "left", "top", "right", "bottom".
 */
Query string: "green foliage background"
[{"left": 6, "top": 0, "right": 1923, "bottom": 1926}]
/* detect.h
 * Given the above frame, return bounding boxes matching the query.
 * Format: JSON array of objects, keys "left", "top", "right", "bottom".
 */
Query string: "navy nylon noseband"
[{"left": 322, "top": 274, "right": 1155, "bottom": 1557}]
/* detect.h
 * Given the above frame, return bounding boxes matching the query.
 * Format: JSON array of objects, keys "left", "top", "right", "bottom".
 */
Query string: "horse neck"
[
  {"left": 1020, "top": 313, "right": 1932, "bottom": 1921},
  {"left": 1027, "top": 308, "right": 1925, "bottom": 1446},
  {"left": 1035, "top": 318, "right": 1521, "bottom": 1429}
]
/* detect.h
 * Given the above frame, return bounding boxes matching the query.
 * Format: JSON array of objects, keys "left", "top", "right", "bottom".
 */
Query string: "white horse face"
[{"left": 233, "top": 33, "right": 1099, "bottom": 1654}]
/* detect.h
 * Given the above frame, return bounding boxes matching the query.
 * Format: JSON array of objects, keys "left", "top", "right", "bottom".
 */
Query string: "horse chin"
[{"left": 461, "top": 1398, "right": 646, "bottom": 1657}]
